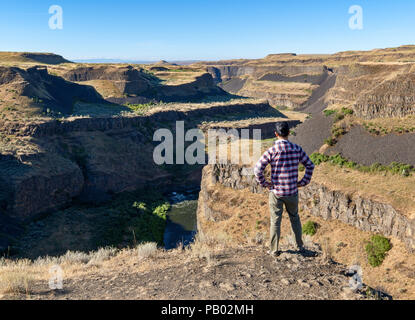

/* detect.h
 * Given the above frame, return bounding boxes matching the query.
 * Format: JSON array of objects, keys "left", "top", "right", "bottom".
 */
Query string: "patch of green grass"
[
  {"left": 332, "top": 126, "right": 346, "bottom": 138},
  {"left": 323, "top": 107, "right": 353, "bottom": 122},
  {"left": 323, "top": 109, "right": 337, "bottom": 117},
  {"left": 309, "top": 153, "right": 329, "bottom": 165},
  {"left": 365, "top": 235, "right": 391, "bottom": 267},
  {"left": 302, "top": 221, "right": 317, "bottom": 236},
  {"left": 125, "top": 102, "right": 157, "bottom": 115},
  {"left": 341, "top": 107, "right": 354, "bottom": 115}
]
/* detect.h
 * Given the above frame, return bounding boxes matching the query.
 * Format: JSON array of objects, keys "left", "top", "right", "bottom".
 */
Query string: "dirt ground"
[{"left": 3, "top": 244, "right": 366, "bottom": 301}]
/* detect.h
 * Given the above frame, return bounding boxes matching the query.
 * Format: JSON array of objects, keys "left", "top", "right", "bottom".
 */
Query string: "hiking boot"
[
  {"left": 267, "top": 250, "right": 282, "bottom": 257},
  {"left": 298, "top": 246, "right": 307, "bottom": 255}
]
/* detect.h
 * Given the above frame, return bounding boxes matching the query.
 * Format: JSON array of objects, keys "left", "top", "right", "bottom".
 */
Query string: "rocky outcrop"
[
  {"left": 156, "top": 73, "right": 227, "bottom": 101},
  {"left": 353, "top": 72, "right": 415, "bottom": 119},
  {"left": 200, "top": 119, "right": 301, "bottom": 140},
  {"left": 0, "top": 101, "right": 274, "bottom": 137},
  {"left": 0, "top": 52, "right": 71, "bottom": 65},
  {"left": 199, "top": 164, "right": 415, "bottom": 252},
  {"left": 62, "top": 65, "right": 153, "bottom": 95},
  {"left": 1, "top": 154, "right": 84, "bottom": 222},
  {"left": 63, "top": 66, "right": 226, "bottom": 102},
  {"left": 0, "top": 65, "right": 105, "bottom": 114}
]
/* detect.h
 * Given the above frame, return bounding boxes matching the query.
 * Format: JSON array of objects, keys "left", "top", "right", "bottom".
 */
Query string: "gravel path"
[
  {"left": 290, "top": 113, "right": 333, "bottom": 154},
  {"left": 298, "top": 73, "right": 336, "bottom": 114},
  {"left": 332, "top": 125, "right": 415, "bottom": 166}
]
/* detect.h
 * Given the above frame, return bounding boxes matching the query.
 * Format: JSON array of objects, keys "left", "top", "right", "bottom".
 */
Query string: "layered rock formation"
[
  {"left": 0, "top": 65, "right": 105, "bottom": 115},
  {"left": 62, "top": 65, "right": 227, "bottom": 102},
  {"left": 199, "top": 46, "right": 415, "bottom": 119}
]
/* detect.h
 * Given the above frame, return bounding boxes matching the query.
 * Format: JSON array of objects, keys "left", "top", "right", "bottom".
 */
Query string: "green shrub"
[
  {"left": 303, "top": 221, "right": 317, "bottom": 236},
  {"left": 365, "top": 235, "right": 391, "bottom": 267},
  {"left": 334, "top": 113, "right": 345, "bottom": 122},
  {"left": 310, "top": 153, "right": 329, "bottom": 165},
  {"left": 324, "top": 137, "right": 336, "bottom": 146},
  {"left": 133, "top": 202, "right": 147, "bottom": 211},
  {"left": 341, "top": 107, "right": 354, "bottom": 115},
  {"left": 332, "top": 126, "right": 346, "bottom": 138},
  {"left": 309, "top": 153, "right": 414, "bottom": 176},
  {"left": 323, "top": 110, "right": 337, "bottom": 117}
]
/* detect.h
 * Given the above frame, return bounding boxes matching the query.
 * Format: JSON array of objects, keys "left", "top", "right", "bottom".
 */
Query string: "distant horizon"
[
  {"left": 4, "top": 43, "right": 415, "bottom": 64},
  {"left": 70, "top": 43, "right": 415, "bottom": 62},
  {"left": 1, "top": 0, "right": 415, "bottom": 61}
]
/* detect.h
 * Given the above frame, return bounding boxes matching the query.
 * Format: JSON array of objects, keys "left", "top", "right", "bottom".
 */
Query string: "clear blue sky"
[{"left": 0, "top": 0, "right": 414, "bottom": 61}]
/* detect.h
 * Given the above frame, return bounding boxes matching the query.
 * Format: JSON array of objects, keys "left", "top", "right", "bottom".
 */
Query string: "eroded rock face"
[
  {"left": 299, "top": 184, "right": 415, "bottom": 252},
  {"left": 0, "top": 152, "right": 84, "bottom": 222},
  {"left": 0, "top": 66, "right": 105, "bottom": 115},
  {"left": 62, "top": 65, "right": 153, "bottom": 95},
  {"left": 199, "top": 164, "right": 415, "bottom": 252},
  {"left": 331, "top": 65, "right": 415, "bottom": 119},
  {"left": 62, "top": 66, "right": 226, "bottom": 101}
]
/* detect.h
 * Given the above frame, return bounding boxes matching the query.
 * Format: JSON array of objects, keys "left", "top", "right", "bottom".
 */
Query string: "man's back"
[{"left": 254, "top": 139, "right": 315, "bottom": 196}]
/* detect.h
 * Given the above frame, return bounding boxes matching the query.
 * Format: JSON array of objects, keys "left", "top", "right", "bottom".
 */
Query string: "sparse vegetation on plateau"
[
  {"left": 363, "top": 118, "right": 415, "bottom": 136},
  {"left": 310, "top": 153, "right": 414, "bottom": 177},
  {"left": 323, "top": 107, "right": 353, "bottom": 119},
  {"left": 125, "top": 102, "right": 158, "bottom": 115},
  {"left": 321, "top": 107, "right": 355, "bottom": 146}
]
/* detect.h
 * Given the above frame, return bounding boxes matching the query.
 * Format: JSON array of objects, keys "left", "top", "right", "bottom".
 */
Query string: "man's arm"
[
  {"left": 298, "top": 149, "right": 315, "bottom": 187},
  {"left": 254, "top": 150, "right": 272, "bottom": 188}
]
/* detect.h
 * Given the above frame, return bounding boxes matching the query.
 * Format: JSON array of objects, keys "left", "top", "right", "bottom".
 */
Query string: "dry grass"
[
  {"left": 200, "top": 116, "right": 292, "bottom": 130},
  {"left": 135, "top": 243, "right": 158, "bottom": 260},
  {"left": 0, "top": 263, "right": 34, "bottom": 296},
  {"left": 75, "top": 80, "right": 122, "bottom": 98},
  {"left": 188, "top": 231, "right": 230, "bottom": 265},
  {"left": 327, "top": 114, "right": 415, "bottom": 136},
  {"left": 321, "top": 237, "right": 334, "bottom": 263},
  {"left": 148, "top": 98, "right": 266, "bottom": 115},
  {"left": 154, "top": 69, "right": 205, "bottom": 85}
]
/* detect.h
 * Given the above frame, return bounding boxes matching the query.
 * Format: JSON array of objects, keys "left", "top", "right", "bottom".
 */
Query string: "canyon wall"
[
  {"left": 203, "top": 59, "right": 415, "bottom": 119},
  {"left": 0, "top": 101, "right": 274, "bottom": 222},
  {"left": 198, "top": 164, "right": 415, "bottom": 252}
]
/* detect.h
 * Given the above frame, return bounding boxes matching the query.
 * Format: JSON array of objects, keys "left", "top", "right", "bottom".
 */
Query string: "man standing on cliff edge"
[{"left": 254, "top": 122, "right": 315, "bottom": 256}]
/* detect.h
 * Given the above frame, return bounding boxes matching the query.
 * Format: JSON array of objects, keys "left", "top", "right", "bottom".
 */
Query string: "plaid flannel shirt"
[{"left": 254, "top": 139, "right": 315, "bottom": 196}]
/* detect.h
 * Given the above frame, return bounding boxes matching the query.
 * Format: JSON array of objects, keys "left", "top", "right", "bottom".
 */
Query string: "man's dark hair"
[{"left": 275, "top": 121, "right": 290, "bottom": 137}]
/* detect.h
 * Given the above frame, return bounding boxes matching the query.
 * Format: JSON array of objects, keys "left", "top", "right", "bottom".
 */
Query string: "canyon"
[{"left": 1, "top": 46, "right": 415, "bottom": 299}]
